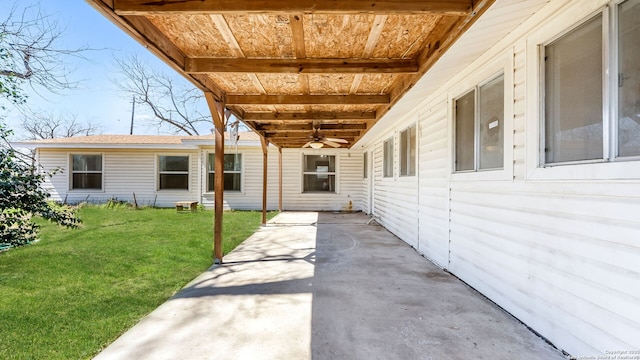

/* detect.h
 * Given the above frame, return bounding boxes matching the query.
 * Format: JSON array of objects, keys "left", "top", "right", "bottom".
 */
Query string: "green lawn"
[{"left": 0, "top": 206, "right": 276, "bottom": 360}]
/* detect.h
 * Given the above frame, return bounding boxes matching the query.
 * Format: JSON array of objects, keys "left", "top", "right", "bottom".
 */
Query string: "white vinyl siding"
[
  {"left": 200, "top": 147, "right": 363, "bottom": 212},
  {"left": 417, "top": 98, "right": 450, "bottom": 268},
  {"left": 371, "top": 124, "right": 419, "bottom": 249},
  {"left": 279, "top": 149, "right": 362, "bottom": 212},
  {"left": 362, "top": 0, "right": 640, "bottom": 356},
  {"left": 37, "top": 149, "right": 199, "bottom": 207}
]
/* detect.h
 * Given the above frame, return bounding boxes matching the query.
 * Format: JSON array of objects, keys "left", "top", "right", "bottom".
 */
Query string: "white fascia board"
[
  {"left": 10, "top": 143, "right": 200, "bottom": 150},
  {"left": 181, "top": 139, "right": 261, "bottom": 147}
]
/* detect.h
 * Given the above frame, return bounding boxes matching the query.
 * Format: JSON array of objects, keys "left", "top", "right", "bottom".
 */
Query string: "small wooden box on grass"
[{"left": 175, "top": 201, "right": 198, "bottom": 213}]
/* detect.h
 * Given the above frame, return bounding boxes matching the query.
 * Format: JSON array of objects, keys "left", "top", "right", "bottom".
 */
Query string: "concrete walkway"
[{"left": 94, "top": 212, "right": 566, "bottom": 360}]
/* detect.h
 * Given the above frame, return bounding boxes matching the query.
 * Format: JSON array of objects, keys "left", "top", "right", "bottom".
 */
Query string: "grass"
[{"left": 0, "top": 206, "right": 276, "bottom": 359}]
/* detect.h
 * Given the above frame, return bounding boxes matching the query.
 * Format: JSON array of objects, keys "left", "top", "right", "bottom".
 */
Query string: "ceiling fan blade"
[
  {"left": 322, "top": 140, "right": 342, "bottom": 148},
  {"left": 325, "top": 137, "right": 349, "bottom": 143},
  {"left": 302, "top": 141, "right": 312, "bottom": 148}
]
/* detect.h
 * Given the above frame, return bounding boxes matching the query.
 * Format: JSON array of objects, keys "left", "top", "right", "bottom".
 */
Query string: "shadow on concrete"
[{"left": 94, "top": 212, "right": 565, "bottom": 360}]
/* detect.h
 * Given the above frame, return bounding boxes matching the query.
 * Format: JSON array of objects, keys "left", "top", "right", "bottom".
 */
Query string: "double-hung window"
[
  {"left": 71, "top": 154, "right": 102, "bottom": 190},
  {"left": 383, "top": 137, "right": 394, "bottom": 177},
  {"left": 363, "top": 152, "right": 368, "bottom": 179},
  {"left": 303, "top": 155, "right": 335, "bottom": 192},
  {"left": 542, "top": 0, "right": 640, "bottom": 164},
  {"left": 454, "top": 74, "right": 505, "bottom": 172},
  {"left": 207, "top": 153, "right": 242, "bottom": 192},
  {"left": 400, "top": 125, "right": 416, "bottom": 176},
  {"left": 158, "top": 155, "right": 189, "bottom": 190}
]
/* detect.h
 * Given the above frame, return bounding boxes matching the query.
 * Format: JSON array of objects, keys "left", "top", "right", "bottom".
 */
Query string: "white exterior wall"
[
  {"left": 37, "top": 148, "right": 200, "bottom": 207},
  {"left": 37, "top": 145, "right": 365, "bottom": 212},
  {"left": 361, "top": 0, "right": 640, "bottom": 356},
  {"left": 200, "top": 146, "right": 363, "bottom": 211},
  {"left": 417, "top": 98, "right": 450, "bottom": 268},
  {"left": 371, "top": 124, "right": 420, "bottom": 249},
  {"left": 200, "top": 145, "right": 280, "bottom": 210},
  {"left": 280, "top": 148, "right": 364, "bottom": 212}
]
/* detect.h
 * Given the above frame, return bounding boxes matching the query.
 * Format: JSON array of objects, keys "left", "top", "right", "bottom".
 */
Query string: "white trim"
[
  {"left": 204, "top": 151, "right": 245, "bottom": 194},
  {"left": 399, "top": 122, "right": 418, "bottom": 178},
  {"left": 300, "top": 152, "right": 340, "bottom": 194},
  {"left": 156, "top": 153, "right": 191, "bottom": 192},
  {"left": 18, "top": 143, "right": 200, "bottom": 150},
  {"left": 67, "top": 152, "right": 105, "bottom": 192},
  {"left": 449, "top": 50, "right": 514, "bottom": 182},
  {"left": 525, "top": 0, "right": 640, "bottom": 180},
  {"left": 382, "top": 135, "right": 395, "bottom": 179}
]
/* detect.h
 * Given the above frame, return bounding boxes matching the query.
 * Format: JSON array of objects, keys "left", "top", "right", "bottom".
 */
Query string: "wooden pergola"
[{"left": 86, "top": 0, "right": 494, "bottom": 263}]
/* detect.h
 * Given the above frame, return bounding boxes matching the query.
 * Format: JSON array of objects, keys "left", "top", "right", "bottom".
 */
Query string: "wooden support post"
[
  {"left": 205, "top": 92, "right": 225, "bottom": 264},
  {"left": 278, "top": 147, "right": 283, "bottom": 212},
  {"left": 260, "top": 137, "right": 269, "bottom": 225}
]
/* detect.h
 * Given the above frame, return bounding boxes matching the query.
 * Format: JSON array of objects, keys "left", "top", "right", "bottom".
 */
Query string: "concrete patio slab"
[{"left": 94, "top": 212, "right": 567, "bottom": 360}]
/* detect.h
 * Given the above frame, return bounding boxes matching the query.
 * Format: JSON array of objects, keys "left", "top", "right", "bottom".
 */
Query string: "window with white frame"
[
  {"left": 207, "top": 153, "right": 242, "bottom": 192},
  {"left": 303, "top": 155, "right": 336, "bottom": 192},
  {"left": 158, "top": 155, "right": 189, "bottom": 190},
  {"left": 383, "top": 137, "right": 394, "bottom": 177},
  {"left": 454, "top": 74, "right": 505, "bottom": 172},
  {"left": 71, "top": 154, "right": 102, "bottom": 190},
  {"left": 542, "top": 0, "right": 640, "bottom": 164},
  {"left": 363, "top": 151, "right": 368, "bottom": 179},
  {"left": 400, "top": 125, "right": 416, "bottom": 176}
]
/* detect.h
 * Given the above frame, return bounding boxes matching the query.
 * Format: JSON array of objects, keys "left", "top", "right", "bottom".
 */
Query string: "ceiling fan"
[{"left": 302, "top": 127, "right": 349, "bottom": 149}]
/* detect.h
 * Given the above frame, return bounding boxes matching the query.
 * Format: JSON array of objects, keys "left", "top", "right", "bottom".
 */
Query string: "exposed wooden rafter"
[
  {"left": 113, "top": 0, "right": 473, "bottom": 15},
  {"left": 86, "top": 0, "right": 495, "bottom": 149},
  {"left": 255, "top": 124, "right": 367, "bottom": 131},
  {"left": 226, "top": 94, "right": 390, "bottom": 105},
  {"left": 243, "top": 111, "right": 376, "bottom": 121},
  {"left": 185, "top": 58, "right": 418, "bottom": 74}
]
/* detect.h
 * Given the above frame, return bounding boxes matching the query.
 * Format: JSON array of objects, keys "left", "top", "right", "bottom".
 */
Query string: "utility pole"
[{"left": 129, "top": 96, "right": 135, "bottom": 135}]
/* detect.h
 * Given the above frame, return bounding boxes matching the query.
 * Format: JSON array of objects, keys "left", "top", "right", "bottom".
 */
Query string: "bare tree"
[
  {"left": 21, "top": 111, "right": 101, "bottom": 140},
  {"left": 0, "top": 2, "right": 89, "bottom": 97},
  {"left": 113, "top": 54, "right": 210, "bottom": 135}
]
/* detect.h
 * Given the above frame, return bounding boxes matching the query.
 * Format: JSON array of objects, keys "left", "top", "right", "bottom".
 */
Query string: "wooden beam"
[
  {"left": 256, "top": 124, "right": 366, "bottom": 131},
  {"left": 290, "top": 14, "right": 306, "bottom": 58},
  {"left": 113, "top": 0, "right": 473, "bottom": 15},
  {"left": 278, "top": 147, "right": 283, "bottom": 212},
  {"left": 266, "top": 133, "right": 359, "bottom": 138},
  {"left": 260, "top": 137, "right": 269, "bottom": 225},
  {"left": 185, "top": 58, "right": 418, "bottom": 74},
  {"left": 205, "top": 92, "right": 225, "bottom": 264},
  {"left": 351, "top": 15, "right": 388, "bottom": 93},
  {"left": 226, "top": 94, "right": 390, "bottom": 105},
  {"left": 244, "top": 111, "right": 376, "bottom": 121},
  {"left": 356, "top": 0, "right": 496, "bottom": 142}
]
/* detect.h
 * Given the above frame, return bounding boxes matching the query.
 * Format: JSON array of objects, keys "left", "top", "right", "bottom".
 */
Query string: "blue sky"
[{"left": 4, "top": 1, "right": 208, "bottom": 137}]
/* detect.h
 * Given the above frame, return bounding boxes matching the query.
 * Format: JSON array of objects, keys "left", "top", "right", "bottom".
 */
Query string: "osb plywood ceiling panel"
[{"left": 87, "top": 0, "right": 494, "bottom": 148}]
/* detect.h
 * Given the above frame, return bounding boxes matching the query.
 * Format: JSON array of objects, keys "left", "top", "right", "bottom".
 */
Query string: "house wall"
[
  {"left": 280, "top": 148, "right": 364, "bottom": 212},
  {"left": 199, "top": 145, "right": 281, "bottom": 210},
  {"left": 37, "top": 145, "right": 365, "bottom": 212},
  {"left": 362, "top": 0, "right": 640, "bottom": 356},
  {"left": 200, "top": 146, "right": 364, "bottom": 211},
  {"left": 37, "top": 148, "right": 200, "bottom": 207},
  {"left": 371, "top": 124, "right": 420, "bottom": 249}
]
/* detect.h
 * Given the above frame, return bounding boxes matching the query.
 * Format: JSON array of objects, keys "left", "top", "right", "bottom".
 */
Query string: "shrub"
[{"left": 0, "top": 124, "right": 79, "bottom": 249}]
